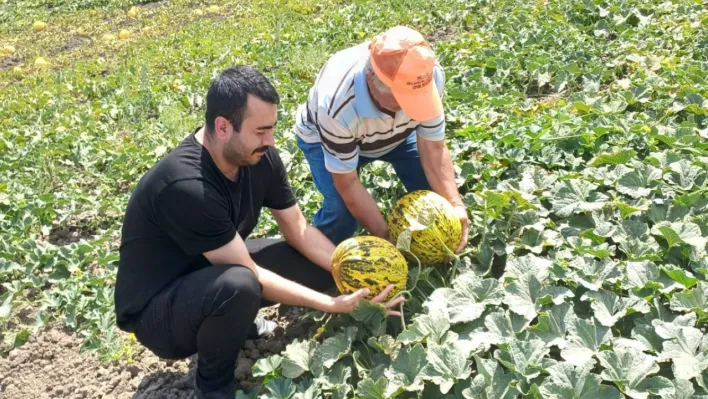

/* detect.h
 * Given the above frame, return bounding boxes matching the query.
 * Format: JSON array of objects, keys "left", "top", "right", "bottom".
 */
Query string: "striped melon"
[
  {"left": 331, "top": 235, "right": 408, "bottom": 300},
  {"left": 387, "top": 190, "right": 462, "bottom": 265}
]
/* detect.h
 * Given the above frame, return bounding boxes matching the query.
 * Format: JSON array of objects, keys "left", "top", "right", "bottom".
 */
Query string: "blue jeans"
[{"left": 297, "top": 133, "right": 431, "bottom": 245}]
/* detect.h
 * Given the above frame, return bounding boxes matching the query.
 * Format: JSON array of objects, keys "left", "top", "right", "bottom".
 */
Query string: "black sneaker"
[{"left": 247, "top": 316, "right": 277, "bottom": 339}]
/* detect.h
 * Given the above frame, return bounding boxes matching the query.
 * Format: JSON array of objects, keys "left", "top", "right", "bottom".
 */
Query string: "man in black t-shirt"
[{"left": 114, "top": 66, "right": 404, "bottom": 399}]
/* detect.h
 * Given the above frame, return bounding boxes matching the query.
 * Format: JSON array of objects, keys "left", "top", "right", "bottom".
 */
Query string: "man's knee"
[{"left": 207, "top": 265, "right": 261, "bottom": 315}]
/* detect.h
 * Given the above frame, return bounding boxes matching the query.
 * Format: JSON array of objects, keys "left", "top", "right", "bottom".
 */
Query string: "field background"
[{"left": 1, "top": 0, "right": 707, "bottom": 398}]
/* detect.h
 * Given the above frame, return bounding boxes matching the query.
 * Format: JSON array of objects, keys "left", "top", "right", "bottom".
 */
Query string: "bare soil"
[
  {"left": 0, "top": 305, "right": 316, "bottom": 399},
  {"left": 0, "top": 56, "right": 21, "bottom": 70},
  {"left": 46, "top": 211, "right": 122, "bottom": 246}
]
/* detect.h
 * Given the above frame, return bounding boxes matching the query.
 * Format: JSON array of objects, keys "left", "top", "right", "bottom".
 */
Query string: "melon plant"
[
  {"left": 331, "top": 235, "right": 408, "bottom": 301},
  {"left": 388, "top": 190, "right": 462, "bottom": 265},
  {"left": 1, "top": 0, "right": 707, "bottom": 398}
]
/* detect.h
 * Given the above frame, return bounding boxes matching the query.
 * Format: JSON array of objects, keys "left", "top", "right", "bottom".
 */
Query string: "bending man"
[{"left": 294, "top": 25, "right": 470, "bottom": 251}]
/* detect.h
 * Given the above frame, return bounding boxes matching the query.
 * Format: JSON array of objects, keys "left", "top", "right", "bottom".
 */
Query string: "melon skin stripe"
[
  {"left": 331, "top": 236, "right": 408, "bottom": 300},
  {"left": 388, "top": 190, "right": 462, "bottom": 265}
]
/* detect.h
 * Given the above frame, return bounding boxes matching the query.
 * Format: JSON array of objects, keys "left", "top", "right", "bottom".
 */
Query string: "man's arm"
[
  {"left": 203, "top": 234, "right": 405, "bottom": 315},
  {"left": 417, "top": 137, "right": 470, "bottom": 252},
  {"left": 413, "top": 64, "right": 469, "bottom": 251},
  {"left": 314, "top": 112, "right": 390, "bottom": 240},
  {"left": 332, "top": 170, "right": 390, "bottom": 240},
  {"left": 203, "top": 233, "right": 369, "bottom": 313},
  {"left": 417, "top": 138, "right": 462, "bottom": 207},
  {"left": 270, "top": 204, "right": 336, "bottom": 272}
]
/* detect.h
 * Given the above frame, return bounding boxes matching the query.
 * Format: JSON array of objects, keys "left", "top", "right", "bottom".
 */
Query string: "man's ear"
[
  {"left": 213, "top": 116, "right": 231, "bottom": 141},
  {"left": 365, "top": 71, "right": 375, "bottom": 92}
]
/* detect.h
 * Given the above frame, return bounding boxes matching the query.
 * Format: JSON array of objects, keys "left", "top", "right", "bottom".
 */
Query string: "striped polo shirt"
[{"left": 294, "top": 41, "right": 446, "bottom": 174}]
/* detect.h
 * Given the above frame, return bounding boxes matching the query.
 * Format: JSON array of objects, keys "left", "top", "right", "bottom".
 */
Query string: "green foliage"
[{"left": 1, "top": 0, "right": 707, "bottom": 396}]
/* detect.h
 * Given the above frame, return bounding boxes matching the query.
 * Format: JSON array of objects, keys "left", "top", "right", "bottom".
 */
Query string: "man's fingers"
[
  {"left": 386, "top": 300, "right": 404, "bottom": 316},
  {"left": 386, "top": 310, "right": 402, "bottom": 317},
  {"left": 348, "top": 288, "right": 370, "bottom": 301},
  {"left": 371, "top": 284, "right": 394, "bottom": 302},
  {"left": 456, "top": 218, "right": 471, "bottom": 253},
  {"left": 457, "top": 229, "right": 469, "bottom": 252},
  {"left": 386, "top": 296, "right": 405, "bottom": 308},
  {"left": 456, "top": 234, "right": 465, "bottom": 252}
]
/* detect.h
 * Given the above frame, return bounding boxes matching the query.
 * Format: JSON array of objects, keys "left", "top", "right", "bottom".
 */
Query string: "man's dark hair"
[{"left": 204, "top": 65, "right": 280, "bottom": 135}]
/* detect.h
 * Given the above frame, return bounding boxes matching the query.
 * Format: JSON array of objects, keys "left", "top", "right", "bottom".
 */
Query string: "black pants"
[{"left": 126, "top": 238, "right": 335, "bottom": 394}]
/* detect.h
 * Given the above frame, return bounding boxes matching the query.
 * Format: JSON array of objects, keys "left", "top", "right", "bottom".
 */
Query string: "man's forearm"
[
  {"left": 273, "top": 206, "right": 336, "bottom": 273},
  {"left": 419, "top": 139, "right": 463, "bottom": 207},
  {"left": 291, "top": 225, "right": 336, "bottom": 272},
  {"left": 339, "top": 181, "right": 389, "bottom": 239},
  {"left": 257, "top": 266, "right": 334, "bottom": 312}
]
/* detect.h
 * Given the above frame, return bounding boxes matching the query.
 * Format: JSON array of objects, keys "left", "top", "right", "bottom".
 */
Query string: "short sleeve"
[
  {"left": 153, "top": 179, "right": 236, "bottom": 256},
  {"left": 263, "top": 148, "right": 297, "bottom": 210},
  {"left": 317, "top": 112, "right": 359, "bottom": 173},
  {"left": 416, "top": 64, "right": 446, "bottom": 141}
]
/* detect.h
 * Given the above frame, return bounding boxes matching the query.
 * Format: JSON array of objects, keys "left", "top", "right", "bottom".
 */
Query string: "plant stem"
[
  {"left": 457, "top": 247, "right": 477, "bottom": 258},
  {"left": 450, "top": 259, "right": 459, "bottom": 282},
  {"left": 386, "top": 250, "right": 422, "bottom": 309},
  {"left": 313, "top": 313, "right": 333, "bottom": 340}
]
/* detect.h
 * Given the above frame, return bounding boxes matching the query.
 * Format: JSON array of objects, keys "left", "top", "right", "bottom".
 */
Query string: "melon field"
[{"left": 1, "top": 0, "right": 708, "bottom": 398}]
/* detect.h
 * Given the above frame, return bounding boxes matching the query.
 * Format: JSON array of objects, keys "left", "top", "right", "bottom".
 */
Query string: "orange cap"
[{"left": 369, "top": 26, "right": 442, "bottom": 121}]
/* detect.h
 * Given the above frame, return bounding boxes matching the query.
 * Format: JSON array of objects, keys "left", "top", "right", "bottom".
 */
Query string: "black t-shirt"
[{"left": 114, "top": 129, "right": 296, "bottom": 329}]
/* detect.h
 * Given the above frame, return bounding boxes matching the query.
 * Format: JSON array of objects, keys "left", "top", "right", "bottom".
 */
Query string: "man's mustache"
[{"left": 252, "top": 146, "right": 270, "bottom": 154}]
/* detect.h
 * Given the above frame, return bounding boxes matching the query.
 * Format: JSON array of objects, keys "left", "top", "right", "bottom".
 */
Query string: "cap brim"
[{"left": 392, "top": 79, "right": 443, "bottom": 122}]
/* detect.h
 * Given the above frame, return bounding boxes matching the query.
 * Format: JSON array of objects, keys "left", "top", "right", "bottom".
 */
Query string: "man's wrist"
[
  {"left": 445, "top": 195, "right": 464, "bottom": 209},
  {"left": 312, "top": 293, "right": 336, "bottom": 313},
  {"left": 373, "top": 224, "right": 390, "bottom": 240}
]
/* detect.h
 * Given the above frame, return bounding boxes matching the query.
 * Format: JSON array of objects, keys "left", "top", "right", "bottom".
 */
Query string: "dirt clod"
[{"left": 0, "top": 304, "right": 314, "bottom": 398}]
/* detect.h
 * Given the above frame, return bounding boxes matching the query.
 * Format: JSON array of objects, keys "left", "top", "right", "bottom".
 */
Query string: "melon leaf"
[
  {"left": 660, "top": 325, "right": 708, "bottom": 380},
  {"left": 421, "top": 340, "right": 474, "bottom": 394},
  {"left": 317, "top": 362, "right": 352, "bottom": 395},
  {"left": 598, "top": 347, "right": 674, "bottom": 399},
  {"left": 265, "top": 378, "right": 297, "bottom": 399},
  {"left": 665, "top": 379, "right": 696, "bottom": 399},
  {"left": 569, "top": 257, "right": 622, "bottom": 291},
  {"left": 463, "top": 355, "right": 519, "bottom": 399},
  {"left": 253, "top": 355, "right": 283, "bottom": 378},
  {"left": 670, "top": 282, "right": 708, "bottom": 318},
  {"left": 590, "top": 149, "right": 637, "bottom": 167},
  {"left": 529, "top": 302, "right": 577, "bottom": 349},
  {"left": 356, "top": 377, "right": 387, "bottom": 399},
  {"left": 351, "top": 301, "right": 388, "bottom": 337},
  {"left": 311, "top": 327, "right": 357, "bottom": 376},
  {"left": 494, "top": 338, "right": 550, "bottom": 380},
  {"left": 503, "top": 274, "right": 544, "bottom": 321},
  {"left": 425, "top": 272, "right": 504, "bottom": 324},
  {"left": 282, "top": 339, "right": 318, "bottom": 379},
  {"left": 397, "top": 311, "right": 450, "bottom": 345},
  {"left": 581, "top": 290, "right": 650, "bottom": 327},
  {"left": 383, "top": 343, "right": 428, "bottom": 396},
  {"left": 539, "top": 361, "right": 622, "bottom": 399},
  {"left": 550, "top": 180, "right": 609, "bottom": 218},
  {"left": 561, "top": 317, "right": 612, "bottom": 366}
]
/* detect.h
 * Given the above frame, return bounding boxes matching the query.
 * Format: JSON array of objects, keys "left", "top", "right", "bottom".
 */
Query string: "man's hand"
[
  {"left": 417, "top": 137, "right": 469, "bottom": 253},
  {"left": 453, "top": 205, "right": 470, "bottom": 253},
  {"left": 327, "top": 284, "right": 405, "bottom": 316}
]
